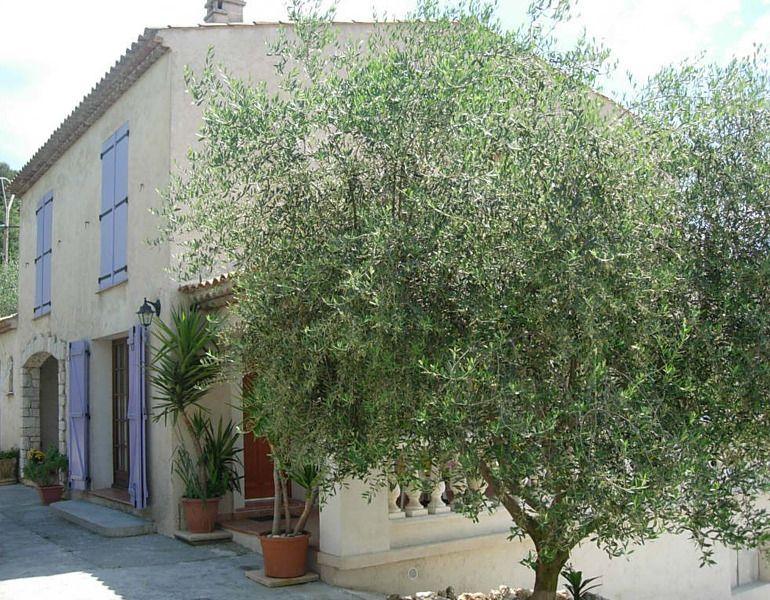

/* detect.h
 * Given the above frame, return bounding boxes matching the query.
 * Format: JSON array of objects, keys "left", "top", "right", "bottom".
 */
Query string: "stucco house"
[{"left": 0, "top": 1, "right": 768, "bottom": 598}]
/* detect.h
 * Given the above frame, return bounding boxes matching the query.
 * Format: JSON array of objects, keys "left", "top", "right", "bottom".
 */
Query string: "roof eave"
[{"left": 9, "top": 28, "right": 169, "bottom": 198}]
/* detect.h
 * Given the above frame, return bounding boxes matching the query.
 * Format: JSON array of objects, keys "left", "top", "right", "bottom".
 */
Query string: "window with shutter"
[
  {"left": 34, "top": 192, "right": 53, "bottom": 317},
  {"left": 99, "top": 123, "right": 129, "bottom": 290}
]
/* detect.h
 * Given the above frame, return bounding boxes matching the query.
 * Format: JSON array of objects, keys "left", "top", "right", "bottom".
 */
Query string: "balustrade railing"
[{"left": 388, "top": 461, "right": 493, "bottom": 519}]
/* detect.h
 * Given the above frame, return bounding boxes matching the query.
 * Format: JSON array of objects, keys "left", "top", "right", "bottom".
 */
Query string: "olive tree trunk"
[{"left": 531, "top": 553, "right": 569, "bottom": 600}]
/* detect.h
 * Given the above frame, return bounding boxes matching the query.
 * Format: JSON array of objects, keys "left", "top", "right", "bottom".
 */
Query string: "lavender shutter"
[
  {"left": 68, "top": 340, "right": 90, "bottom": 491},
  {"left": 99, "top": 134, "right": 116, "bottom": 288},
  {"left": 41, "top": 194, "right": 53, "bottom": 313},
  {"left": 34, "top": 199, "right": 44, "bottom": 315},
  {"left": 128, "top": 324, "right": 148, "bottom": 509},
  {"left": 112, "top": 125, "right": 129, "bottom": 284}
]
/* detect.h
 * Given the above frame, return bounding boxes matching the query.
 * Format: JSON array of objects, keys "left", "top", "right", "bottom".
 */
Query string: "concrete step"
[{"left": 50, "top": 499, "right": 155, "bottom": 537}]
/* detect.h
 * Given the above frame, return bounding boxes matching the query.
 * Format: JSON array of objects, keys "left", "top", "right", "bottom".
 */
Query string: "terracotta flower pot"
[
  {"left": 37, "top": 484, "right": 64, "bottom": 505},
  {"left": 182, "top": 497, "right": 221, "bottom": 533},
  {"left": 260, "top": 532, "right": 310, "bottom": 578}
]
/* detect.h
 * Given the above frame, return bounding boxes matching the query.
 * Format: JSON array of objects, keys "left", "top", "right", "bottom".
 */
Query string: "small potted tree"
[
  {"left": 0, "top": 448, "right": 19, "bottom": 485},
  {"left": 23, "top": 447, "right": 67, "bottom": 504},
  {"left": 152, "top": 307, "right": 241, "bottom": 533},
  {"left": 243, "top": 384, "right": 325, "bottom": 579}
]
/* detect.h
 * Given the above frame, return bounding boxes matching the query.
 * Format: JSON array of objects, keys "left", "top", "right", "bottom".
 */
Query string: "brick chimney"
[{"left": 204, "top": 0, "right": 246, "bottom": 23}]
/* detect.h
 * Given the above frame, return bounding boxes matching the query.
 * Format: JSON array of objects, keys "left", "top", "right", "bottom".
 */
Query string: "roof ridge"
[{"left": 10, "top": 28, "right": 168, "bottom": 197}]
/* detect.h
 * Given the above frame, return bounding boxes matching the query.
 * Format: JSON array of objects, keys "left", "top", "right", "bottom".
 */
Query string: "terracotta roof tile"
[
  {"left": 178, "top": 272, "right": 235, "bottom": 293},
  {"left": 10, "top": 29, "right": 168, "bottom": 197}
]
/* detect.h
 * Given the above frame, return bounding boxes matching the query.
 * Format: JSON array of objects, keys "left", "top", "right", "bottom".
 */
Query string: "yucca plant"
[
  {"left": 151, "top": 306, "right": 229, "bottom": 500},
  {"left": 201, "top": 416, "right": 242, "bottom": 498},
  {"left": 561, "top": 566, "right": 601, "bottom": 600}
]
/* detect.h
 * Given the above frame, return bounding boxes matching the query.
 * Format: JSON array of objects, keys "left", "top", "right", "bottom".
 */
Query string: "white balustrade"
[
  {"left": 403, "top": 476, "right": 428, "bottom": 517},
  {"left": 427, "top": 467, "right": 451, "bottom": 514},
  {"left": 388, "top": 482, "right": 405, "bottom": 519}
]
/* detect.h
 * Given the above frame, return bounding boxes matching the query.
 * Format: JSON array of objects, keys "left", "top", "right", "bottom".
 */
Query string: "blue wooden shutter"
[
  {"left": 128, "top": 324, "right": 148, "bottom": 509},
  {"left": 42, "top": 195, "right": 53, "bottom": 312},
  {"left": 99, "top": 134, "right": 116, "bottom": 288},
  {"left": 99, "top": 124, "right": 129, "bottom": 289},
  {"left": 34, "top": 192, "right": 53, "bottom": 316},
  {"left": 34, "top": 201, "right": 44, "bottom": 314},
  {"left": 113, "top": 125, "right": 129, "bottom": 284},
  {"left": 68, "top": 340, "right": 90, "bottom": 491}
]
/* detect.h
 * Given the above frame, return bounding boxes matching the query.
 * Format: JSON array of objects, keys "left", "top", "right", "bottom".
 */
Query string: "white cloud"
[
  {"left": 552, "top": 0, "right": 743, "bottom": 92},
  {"left": 0, "top": 0, "right": 413, "bottom": 169},
  {"left": 0, "top": 0, "right": 768, "bottom": 169}
]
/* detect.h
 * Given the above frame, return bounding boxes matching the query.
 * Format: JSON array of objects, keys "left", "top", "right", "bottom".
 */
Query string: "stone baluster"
[
  {"left": 427, "top": 467, "right": 451, "bottom": 515},
  {"left": 388, "top": 481, "right": 405, "bottom": 519},
  {"left": 403, "top": 475, "right": 428, "bottom": 517}
]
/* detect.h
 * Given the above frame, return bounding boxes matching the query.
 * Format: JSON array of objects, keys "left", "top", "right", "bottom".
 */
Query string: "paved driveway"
[{"left": 0, "top": 485, "right": 376, "bottom": 600}]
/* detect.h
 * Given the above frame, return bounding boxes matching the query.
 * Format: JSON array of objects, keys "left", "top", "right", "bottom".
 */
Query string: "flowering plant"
[{"left": 23, "top": 447, "right": 67, "bottom": 486}]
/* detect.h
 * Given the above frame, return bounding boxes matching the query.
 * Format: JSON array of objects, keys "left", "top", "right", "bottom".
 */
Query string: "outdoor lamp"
[{"left": 137, "top": 298, "right": 161, "bottom": 327}]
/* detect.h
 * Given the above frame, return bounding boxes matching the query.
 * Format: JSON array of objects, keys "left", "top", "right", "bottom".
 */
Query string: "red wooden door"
[
  {"left": 243, "top": 432, "right": 275, "bottom": 499},
  {"left": 242, "top": 374, "right": 276, "bottom": 499}
]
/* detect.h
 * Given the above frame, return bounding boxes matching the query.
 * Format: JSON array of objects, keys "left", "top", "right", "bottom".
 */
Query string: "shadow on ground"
[{"left": 0, "top": 485, "right": 376, "bottom": 600}]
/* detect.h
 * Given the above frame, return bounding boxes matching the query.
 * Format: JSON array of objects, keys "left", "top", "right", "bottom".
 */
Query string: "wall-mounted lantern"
[{"left": 137, "top": 298, "right": 161, "bottom": 327}]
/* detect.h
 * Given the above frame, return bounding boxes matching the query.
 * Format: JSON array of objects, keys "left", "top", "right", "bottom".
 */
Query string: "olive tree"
[{"left": 160, "top": 2, "right": 770, "bottom": 597}]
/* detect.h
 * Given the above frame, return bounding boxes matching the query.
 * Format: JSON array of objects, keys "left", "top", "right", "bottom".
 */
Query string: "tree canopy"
[
  {"left": 0, "top": 161, "right": 18, "bottom": 316},
  {"left": 161, "top": 2, "right": 770, "bottom": 597}
]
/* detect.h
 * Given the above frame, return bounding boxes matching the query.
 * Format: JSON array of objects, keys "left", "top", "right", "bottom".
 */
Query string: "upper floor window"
[
  {"left": 34, "top": 192, "right": 53, "bottom": 317},
  {"left": 99, "top": 123, "right": 129, "bottom": 290}
]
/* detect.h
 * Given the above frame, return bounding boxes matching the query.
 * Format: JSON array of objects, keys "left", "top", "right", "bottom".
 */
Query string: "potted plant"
[
  {"left": 242, "top": 384, "right": 324, "bottom": 579},
  {"left": 152, "top": 307, "right": 241, "bottom": 533},
  {"left": 258, "top": 459, "right": 322, "bottom": 578},
  {"left": 173, "top": 415, "right": 241, "bottom": 533},
  {"left": 23, "top": 447, "right": 67, "bottom": 504},
  {"left": 0, "top": 448, "right": 19, "bottom": 485}
]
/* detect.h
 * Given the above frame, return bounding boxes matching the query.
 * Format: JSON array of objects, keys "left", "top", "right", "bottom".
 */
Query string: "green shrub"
[
  {"left": 0, "top": 448, "right": 19, "bottom": 460},
  {"left": 23, "top": 447, "right": 67, "bottom": 486}
]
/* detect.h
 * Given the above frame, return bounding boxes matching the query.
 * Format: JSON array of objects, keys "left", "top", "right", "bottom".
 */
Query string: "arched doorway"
[
  {"left": 39, "top": 356, "right": 59, "bottom": 451},
  {"left": 19, "top": 335, "right": 68, "bottom": 470}
]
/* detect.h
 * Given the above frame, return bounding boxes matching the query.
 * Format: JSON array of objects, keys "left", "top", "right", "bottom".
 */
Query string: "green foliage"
[
  {"left": 173, "top": 445, "right": 204, "bottom": 499},
  {"left": 201, "top": 416, "right": 242, "bottom": 498},
  {"left": 172, "top": 415, "right": 242, "bottom": 499},
  {"left": 161, "top": 1, "right": 770, "bottom": 595},
  {"left": 23, "top": 447, "right": 67, "bottom": 487},
  {"left": 0, "top": 262, "right": 18, "bottom": 316},
  {"left": 151, "top": 307, "right": 221, "bottom": 425},
  {"left": 0, "top": 447, "right": 19, "bottom": 460},
  {"left": 151, "top": 306, "right": 237, "bottom": 500},
  {"left": 0, "top": 162, "right": 18, "bottom": 316},
  {"left": 561, "top": 566, "right": 601, "bottom": 600}
]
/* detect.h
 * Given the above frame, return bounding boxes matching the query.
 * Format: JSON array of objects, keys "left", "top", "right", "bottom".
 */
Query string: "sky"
[{"left": 0, "top": 0, "right": 769, "bottom": 171}]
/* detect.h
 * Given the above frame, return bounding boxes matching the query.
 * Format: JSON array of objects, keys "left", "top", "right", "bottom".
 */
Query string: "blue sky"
[{"left": 1, "top": 0, "right": 769, "bottom": 171}]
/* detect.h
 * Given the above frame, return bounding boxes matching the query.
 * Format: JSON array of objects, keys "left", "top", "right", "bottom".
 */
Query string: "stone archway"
[{"left": 20, "top": 335, "right": 67, "bottom": 469}]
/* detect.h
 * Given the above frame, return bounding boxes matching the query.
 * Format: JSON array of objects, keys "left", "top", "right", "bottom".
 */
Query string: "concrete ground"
[{"left": 0, "top": 485, "right": 378, "bottom": 600}]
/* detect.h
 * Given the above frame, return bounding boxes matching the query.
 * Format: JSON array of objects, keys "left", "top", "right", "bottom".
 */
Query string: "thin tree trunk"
[
  {"left": 531, "top": 553, "right": 569, "bottom": 600},
  {"left": 271, "top": 465, "right": 281, "bottom": 535},
  {"left": 179, "top": 411, "right": 207, "bottom": 498},
  {"left": 294, "top": 487, "right": 317, "bottom": 535},
  {"left": 280, "top": 474, "right": 292, "bottom": 534}
]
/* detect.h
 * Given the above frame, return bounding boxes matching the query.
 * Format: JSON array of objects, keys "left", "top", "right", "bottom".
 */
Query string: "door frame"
[{"left": 111, "top": 338, "right": 130, "bottom": 489}]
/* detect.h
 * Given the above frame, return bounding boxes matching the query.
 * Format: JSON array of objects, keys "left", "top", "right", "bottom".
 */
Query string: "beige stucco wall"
[
  {"left": 14, "top": 51, "right": 181, "bottom": 533},
  {"left": 318, "top": 486, "right": 768, "bottom": 599},
  {"left": 0, "top": 325, "right": 18, "bottom": 452}
]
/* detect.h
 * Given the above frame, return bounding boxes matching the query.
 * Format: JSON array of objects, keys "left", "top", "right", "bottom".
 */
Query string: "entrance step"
[
  {"left": 86, "top": 488, "right": 150, "bottom": 519},
  {"left": 174, "top": 529, "right": 233, "bottom": 545},
  {"left": 50, "top": 500, "right": 155, "bottom": 537},
  {"left": 232, "top": 498, "right": 304, "bottom": 520}
]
